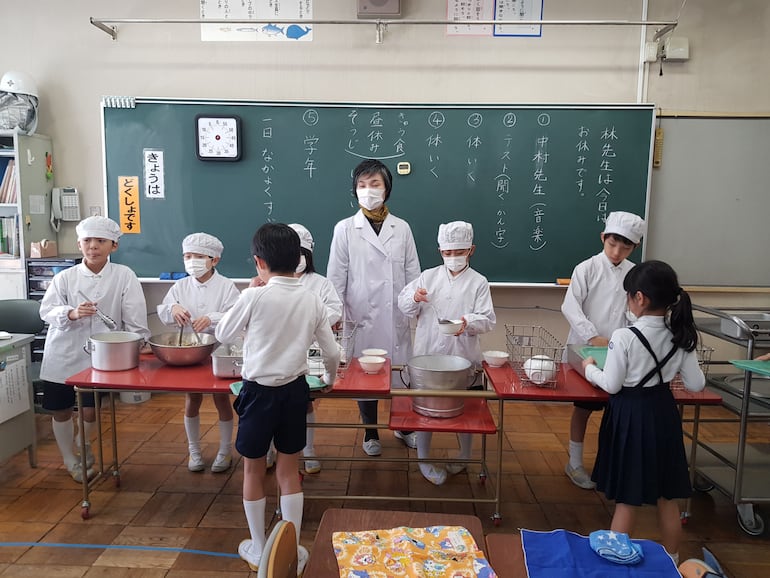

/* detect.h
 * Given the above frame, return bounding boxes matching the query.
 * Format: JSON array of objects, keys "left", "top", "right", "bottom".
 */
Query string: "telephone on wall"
[{"left": 51, "top": 187, "right": 81, "bottom": 231}]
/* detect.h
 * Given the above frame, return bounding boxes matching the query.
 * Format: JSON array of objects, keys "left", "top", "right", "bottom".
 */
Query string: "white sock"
[
  {"left": 457, "top": 433, "right": 473, "bottom": 460},
  {"left": 280, "top": 492, "right": 304, "bottom": 546},
  {"left": 74, "top": 419, "right": 95, "bottom": 450},
  {"left": 243, "top": 497, "right": 267, "bottom": 552},
  {"left": 184, "top": 415, "right": 201, "bottom": 453},
  {"left": 416, "top": 431, "right": 432, "bottom": 460},
  {"left": 304, "top": 412, "right": 315, "bottom": 456},
  {"left": 569, "top": 440, "right": 584, "bottom": 470},
  {"left": 217, "top": 419, "right": 233, "bottom": 455},
  {"left": 52, "top": 417, "right": 77, "bottom": 469}
]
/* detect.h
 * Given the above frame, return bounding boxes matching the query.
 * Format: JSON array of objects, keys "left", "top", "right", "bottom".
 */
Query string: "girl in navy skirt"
[{"left": 581, "top": 260, "right": 705, "bottom": 564}]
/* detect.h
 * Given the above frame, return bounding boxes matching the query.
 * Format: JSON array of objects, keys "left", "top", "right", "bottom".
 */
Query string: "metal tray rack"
[
  {"left": 670, "top": 345, "right": 714, "bottom": 390},
  {"left": 309, "top": 320, "right": 358, "bottom": 378},
  {"left": 506, "top": 324, "right": 564, "bottom": 388}
]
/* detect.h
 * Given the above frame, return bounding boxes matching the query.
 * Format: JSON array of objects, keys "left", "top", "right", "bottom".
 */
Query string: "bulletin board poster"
[
  {"left": 447, "top": 0, "right": 544, "bottom": 37},
  {"left": 0, "top": 357, "right": 30, "bottom": 425},
  {"left": 201, "top": 0, "right": 313, "bottom": 42}
]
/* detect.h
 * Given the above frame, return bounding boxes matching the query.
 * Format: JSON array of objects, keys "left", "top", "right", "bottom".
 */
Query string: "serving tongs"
[{"left": 79, "top": 292, "right": 118, "bottom": 330}]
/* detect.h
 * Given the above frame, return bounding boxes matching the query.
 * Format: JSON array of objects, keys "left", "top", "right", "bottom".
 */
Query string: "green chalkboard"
[{"left": 103, "top": 99, "right": 653, "bottom": 282}]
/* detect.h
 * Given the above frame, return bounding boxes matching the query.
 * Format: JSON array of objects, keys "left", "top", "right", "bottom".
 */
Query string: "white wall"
[{"left": 2, "top": 0, "right": 768, "bottom": 361}]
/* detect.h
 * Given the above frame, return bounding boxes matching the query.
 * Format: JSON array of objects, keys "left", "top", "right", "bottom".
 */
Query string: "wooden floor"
[{"left": 0, "top": 394, "right": 768, "bottom": 577}]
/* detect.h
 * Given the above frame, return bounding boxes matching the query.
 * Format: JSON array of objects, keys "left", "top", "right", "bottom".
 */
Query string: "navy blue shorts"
[
  {"left": 233, "top": 376, "right": 309, "bottom": 459},
  {"left": 42, "top": 380, "right": 96, "bottom": 411}
]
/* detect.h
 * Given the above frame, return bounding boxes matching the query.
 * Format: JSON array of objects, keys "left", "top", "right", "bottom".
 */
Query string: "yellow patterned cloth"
[{"left": 332, "top": 525, "right": 498, "bottom": 577}]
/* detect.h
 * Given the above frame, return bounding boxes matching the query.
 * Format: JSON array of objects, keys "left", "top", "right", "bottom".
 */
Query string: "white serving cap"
[
  {"left": 438, "top": 221, "right": 474, "bottom": 250},
  {"left": 289, "top": 223, "right": 314, "bottom": 251},
  {"left": 182, "top": 232, "right": 224, "bottom": 258},
  {"left": 76, "top": 216, "right": 122, "bottom": 242},
  {"left": 603, "top": 211, "right": 646, "bottom": 244}
]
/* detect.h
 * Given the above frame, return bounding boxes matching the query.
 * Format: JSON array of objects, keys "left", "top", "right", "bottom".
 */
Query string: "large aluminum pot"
[
  {"left": 84, "top": 331, "right": 143, "bottom": 371},
  {"left": 405, "top": 355, "right": 474, "bottom": 418},
  {"left": 149, "top": 332, "right": 218, "bottom": 366}
]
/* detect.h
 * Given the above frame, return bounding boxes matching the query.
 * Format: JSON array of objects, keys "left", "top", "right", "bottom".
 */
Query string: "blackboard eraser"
[{"left": 556, "top": 278, "right": 571, "bottom": 286}]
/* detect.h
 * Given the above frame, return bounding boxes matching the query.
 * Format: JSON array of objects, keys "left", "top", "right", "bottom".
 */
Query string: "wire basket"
[
  {"left": 506, "top": 325, "right": 565, "bottom": 388},
  {"left": 307, "top": 320, "right": 357, "bottom": 378},
  {"left": 670, "top": 345, "right": 714, "bottom": 390}
]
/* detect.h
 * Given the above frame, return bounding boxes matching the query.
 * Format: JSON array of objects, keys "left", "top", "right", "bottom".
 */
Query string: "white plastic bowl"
[
  {"left": 362, "top": 348, "right": 388, "bottom": 357},
  {"left": 523, "top": 355, "right": 558, "bottom": 384},
  {"left": 438, "top": 319, "right": 463, "bottom": 335},
  {"left": 359, "top": 355, "right": 386, "bottom": 374},
  {"left": 482, "top": 350, "right": 509, "bottom": 367}
]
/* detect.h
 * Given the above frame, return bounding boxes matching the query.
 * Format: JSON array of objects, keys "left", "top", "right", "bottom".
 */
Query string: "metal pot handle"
[
  {"left": 83, "top": 339, "right": 93, "bottom": 356},
  {"left": 467, "top": 368, "right": 481, "bottom": 389},
  {"left": 399, "top": 366, "right": 410, "bottom": 388}
]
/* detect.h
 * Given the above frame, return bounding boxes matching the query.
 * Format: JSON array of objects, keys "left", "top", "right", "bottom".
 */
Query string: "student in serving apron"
[
  {"left": 398, "top": 221, "right": 495, "bottom": 485},
  {"left": 581, "top": 260, "right": 705, "bottom": 566},
  {"left": 560, "top": 211, "right": 646, "bottom": 489},
  {"left": 327, "top": 159, "right": 421, "bottom": 456}
]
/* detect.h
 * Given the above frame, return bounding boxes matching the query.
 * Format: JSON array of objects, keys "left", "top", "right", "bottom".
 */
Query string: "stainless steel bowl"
[{"left": 148, "top": 332, "right": 218, "bottom": 366}]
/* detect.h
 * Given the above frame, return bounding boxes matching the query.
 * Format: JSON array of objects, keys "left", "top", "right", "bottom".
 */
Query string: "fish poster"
[{"left": 201, "top": 0, "right": 313, "bottom": 42}]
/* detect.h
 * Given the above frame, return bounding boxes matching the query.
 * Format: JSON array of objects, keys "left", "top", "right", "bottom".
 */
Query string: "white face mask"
[
  {"left": 357, "top": 187, "right": 385, "bottom": 211},
  {"left": 184, "top": 258, "right": 211, "bottom": 279},
  {"left": 443, "top": 255, "right": 468, "bottom": 273},
  {"left": 625, "top": 309, "right": 638, "bottom": 323},
  {"left": 295, "top": 254, "right": 307, "bottom": 274}
]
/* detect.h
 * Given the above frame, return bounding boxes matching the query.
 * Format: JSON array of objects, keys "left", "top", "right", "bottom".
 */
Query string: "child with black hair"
[
  {"left": 581, "top": 260, "right": 705, "bottom": 565},
  {"left": 216, "top": 223, "right": 340, "bottom": 574}
]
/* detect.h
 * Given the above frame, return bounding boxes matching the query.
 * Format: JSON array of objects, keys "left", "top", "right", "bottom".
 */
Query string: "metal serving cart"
[{"left": 690, "top": 304, "right": 770, "bottom": 536}]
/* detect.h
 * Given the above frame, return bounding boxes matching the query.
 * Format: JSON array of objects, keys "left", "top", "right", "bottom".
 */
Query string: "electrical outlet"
[
  {"left": 644, "top": 41, "right": 660, "bottom": 63},
  {"left": 89, "top": 206, "right": 102, "bottom": 217}
]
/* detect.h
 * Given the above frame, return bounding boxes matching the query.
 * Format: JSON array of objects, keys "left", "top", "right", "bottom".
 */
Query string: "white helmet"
[{"left": 0, "top": 71, "right": 39, "bottom": 98}]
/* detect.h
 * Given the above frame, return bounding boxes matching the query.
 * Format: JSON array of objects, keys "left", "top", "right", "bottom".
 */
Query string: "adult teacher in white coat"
[{"left": 328, "top": 159, "right": 421, "bottom": 457}]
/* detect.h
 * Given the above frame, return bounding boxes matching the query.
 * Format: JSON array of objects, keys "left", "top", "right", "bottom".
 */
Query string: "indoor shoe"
[
  {"left": 419, "top": 464, "right": 447, "bottom": 486},
  {"left": 266, "top": 445, "right": 276, "bottom": 468},
  {"left": 362, "top": 438, "right": 382, "bottom": 456},
  {"left": 188, "top": 452, "right": 205, "bottom": 472},
  {"left": 297, "top": 544, "right": 308, "bottom": 576},
  {"left": 304, "top": 459, "right": 321, "bottom": 474},
  {"left": 211, "top": 452, "right": 232, "bottom": 473},
  {"left": 565, "top": 463, "right": 596, "bottom": 489},
  {"left": 68, "top": 462, "right": 96, "bottom": 483},
  {"left": 394, "top": 430, "right": 418, "bottom": 449},
  {"left": 446, "top": 462, "right": 467, "bottom": 476},
  {"left": 237, "top": 538, "right": 261, "bottom": 571},
  {"left": 75, "top": 445, "right": 95, "bottom": 468}
]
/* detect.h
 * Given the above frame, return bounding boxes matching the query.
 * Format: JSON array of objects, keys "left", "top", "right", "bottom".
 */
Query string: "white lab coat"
[
  {"left": 398, "top": 265, "right": 495, "bottom": 369},
  {"left": 327, "top": 210, "right": 420, "bottom": 365},
  {"left": 561, "top": 252, "right": 635, "bottom": 358},
  {"left": 298, "top": 271, "right": 343, "bottom": 326},
  {"left": 157, "top": 270, "right": 240, "bottom": 333},
  {"left": 39, "top": 262, "right": 150, "bottom": 384}
]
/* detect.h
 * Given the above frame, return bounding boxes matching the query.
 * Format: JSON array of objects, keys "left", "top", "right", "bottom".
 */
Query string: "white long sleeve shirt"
[
  {"left": 298, "top": 271, "right": 343, "bottom": 326},
  {"left": 215, "top": 276, "right": 340, "bottom": 386},
  {"left": 157, "top": 270, "right": 240, "bottom": 333},
  {"left": 561, "top": 252, "right": 635, "bottom": 350},
  {"left": 327, "top": 210, "right": 421, "bottom": 364},
  {"left": 584, "top": 315, "right": 705, "bottom": 395},
  {"left": 39, "top": 262, "right": 150, "bottom": 384},
  {"left": 398, "top": 265, "right": 495, "bottom": 367}
]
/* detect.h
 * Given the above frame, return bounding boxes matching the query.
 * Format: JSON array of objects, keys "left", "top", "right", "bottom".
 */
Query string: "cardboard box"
[{"left": 30, "top": 239, "right": 58, "bottom": 258}]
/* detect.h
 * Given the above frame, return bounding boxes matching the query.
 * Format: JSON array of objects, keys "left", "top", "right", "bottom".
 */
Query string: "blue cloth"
[
  {"left": 589, "top": 530, "right": 643, "bottom": 564},
  {"left": 521, "top": 529, "right": 679, "bottom": 578}
]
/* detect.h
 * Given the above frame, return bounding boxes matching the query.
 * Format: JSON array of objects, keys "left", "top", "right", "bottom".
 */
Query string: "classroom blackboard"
[
  {"left": 647, "top": 117, "right": 770, "bottom": 286},
  {"left": 103, "top": 99, "right": 653, "bottom": 282}
]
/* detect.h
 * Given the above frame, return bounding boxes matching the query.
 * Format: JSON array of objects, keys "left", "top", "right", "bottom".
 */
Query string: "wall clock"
[{"left": 195, "top": 114, "right": 242, "bottom": 161}]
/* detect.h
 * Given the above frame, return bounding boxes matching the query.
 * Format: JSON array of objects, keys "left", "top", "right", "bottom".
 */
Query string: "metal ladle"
[{"left": 428, "top": 301, "right": 452, "bottom": 324}]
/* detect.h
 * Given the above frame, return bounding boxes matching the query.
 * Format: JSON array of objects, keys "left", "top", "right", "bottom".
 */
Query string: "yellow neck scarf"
[{"left": 361, "top": 204, "right": 390, "bottom": 224}]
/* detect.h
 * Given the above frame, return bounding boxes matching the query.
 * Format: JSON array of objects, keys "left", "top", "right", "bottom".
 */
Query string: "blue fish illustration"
[
  {"left": 261, "top": 23, "right": 284, "bottom": 37},
  {"left": 286, "top": 25, "right": 311, "bottom": 40}
]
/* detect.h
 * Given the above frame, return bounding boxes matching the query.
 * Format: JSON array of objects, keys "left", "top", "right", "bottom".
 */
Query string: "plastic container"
[{"left": 120, "top": 391, "right": 151, "bottom": 404}]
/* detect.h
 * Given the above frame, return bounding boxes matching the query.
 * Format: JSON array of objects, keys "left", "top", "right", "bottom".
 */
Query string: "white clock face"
[{"left": 196, "top": 115, "right": 241, "bottom": 161}]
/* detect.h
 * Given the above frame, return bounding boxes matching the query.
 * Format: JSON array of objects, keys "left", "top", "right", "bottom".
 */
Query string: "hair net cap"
[
  {"left": 438, "top": 221, "right": 474, "bottom": 250},
  {"left": 76, "top": 216, "right": 122, "bottom": 242},
  {"left": 289, "top": 223, "right": 314, "bottom": 251},
  {"left": 603, "top": 211, "right": 646, "bottom": 244},
  {"left": 182, "top": 232, "right": 224, "bottom": 258}
]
